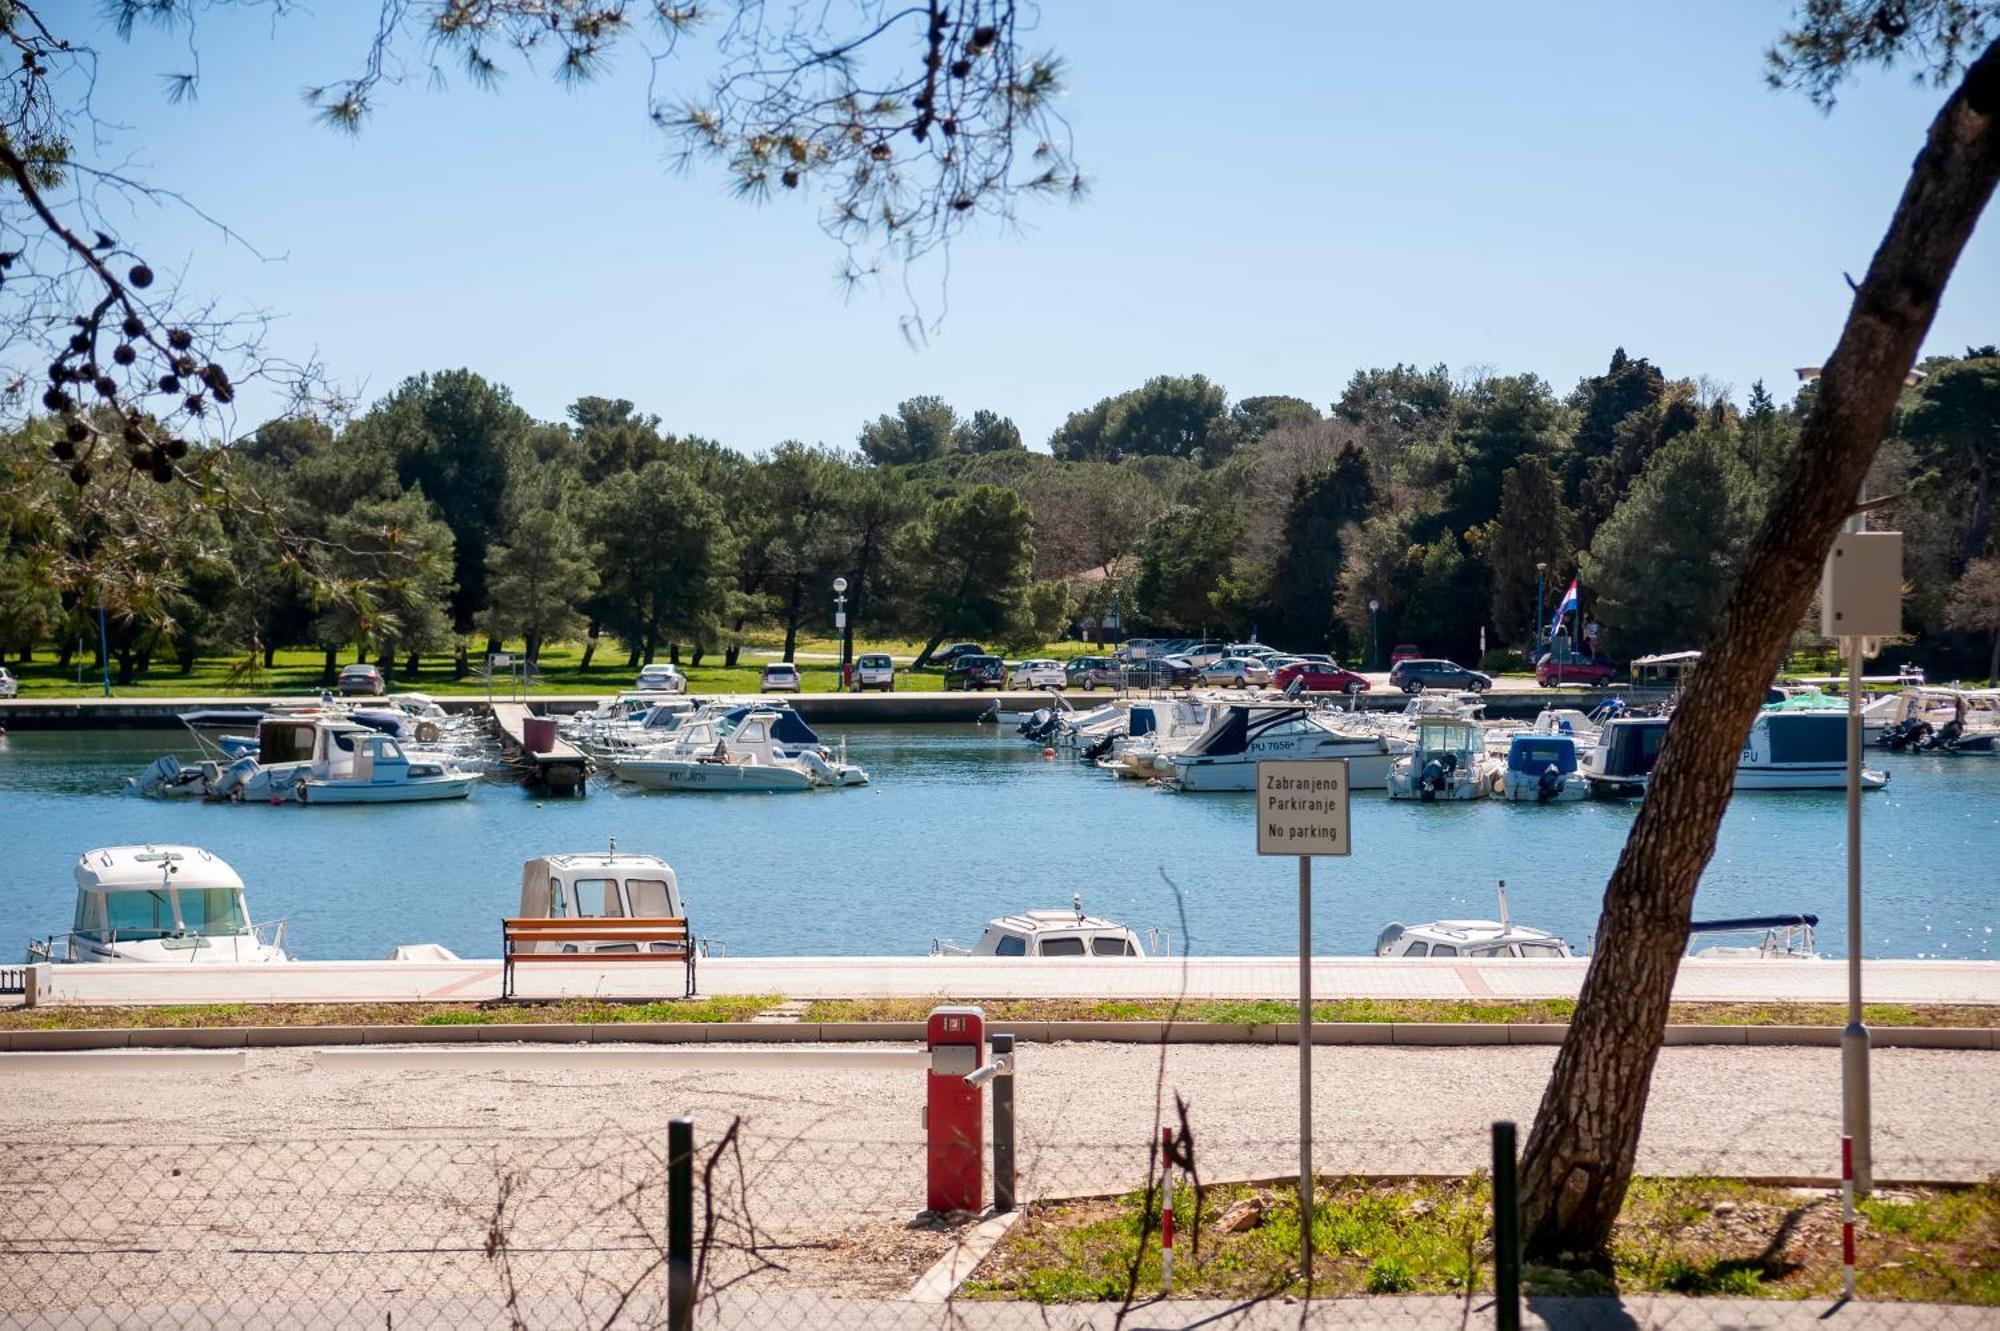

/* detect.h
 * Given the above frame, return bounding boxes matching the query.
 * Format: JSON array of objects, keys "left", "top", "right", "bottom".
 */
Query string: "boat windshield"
[
  {"left": 627, "top": 878, "right": 675, "bottom": 916},
  {"left": 570, "top": 879, "right": 626, "bottom": 918},
  {"left": 96, "top": 888, "right": 247, "bottom": 940}
]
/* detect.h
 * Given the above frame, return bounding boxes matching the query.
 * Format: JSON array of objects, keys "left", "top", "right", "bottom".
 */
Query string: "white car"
[
  {"left": 1008, "top": 658, "right": 1066, "bottom": 690},
  {"left": 1201, "top": 656, "right": 1273, "bottom": 688},
  {"left": 854, "top": 653, "right": 896, "bottom": 692},
  {"left": 0, "top": 666, "right": 16, "bottom": 697},
  {"left": 761, "top": 661, "right": 801, "bottom": 693},
  {"left": 634, "top": 663, "right": 687, "bottom": 693}
]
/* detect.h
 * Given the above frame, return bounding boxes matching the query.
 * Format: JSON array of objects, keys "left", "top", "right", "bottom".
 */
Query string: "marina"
[{"left": 3, "top": 719, "right": 1996, "bottom": 966}]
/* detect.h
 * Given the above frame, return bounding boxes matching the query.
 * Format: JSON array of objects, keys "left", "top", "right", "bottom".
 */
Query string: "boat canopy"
[
  {"left": 1599, "top": 716, "right": 1669, "bottom": 777},
  {"left": 1691, "top": 914, "right": 1820, "bottom": 933},
  {"left": 519, "top": 852, "right": 683, "bottom": 920},
  {"left": 719, "top": 705, "right": 821, "bottom": 747},
  {"left": 1506, "top": 734, "right": 1578, "bottom": 775},
  {"left": 1414, "top": 719, "right": 1480, "bottom": 754},
  {"left": 1178, "top": 704, "right": 1311, "bottom": 758},
  {"left": 1762, "top": 711, "right": 1847, "bottom": 763}
]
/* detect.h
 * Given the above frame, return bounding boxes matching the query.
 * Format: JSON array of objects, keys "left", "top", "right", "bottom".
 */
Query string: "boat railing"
[
  {"left": 930, "top": 938, "right": 971, "bottom": 957},
  {"left": 1145, "top": 926, "right": 1173, "bottom": 958},
  {"left": 29, "top": 918, "right": 289, "bottom": 962}
]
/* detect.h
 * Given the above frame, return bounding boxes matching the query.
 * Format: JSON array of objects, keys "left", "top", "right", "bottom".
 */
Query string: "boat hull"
[
  {"left": 617, "top": 760, "right": 816, "bottom": 792},
  {"left": 1732, "top": 765, "right": 1888, "bottom": 791},
  {"left": 300, "top": 775, "right": 480, "bottom": 803},
  {"left": 1174, "top": 749, "right": 1395, "bottom": 792}
]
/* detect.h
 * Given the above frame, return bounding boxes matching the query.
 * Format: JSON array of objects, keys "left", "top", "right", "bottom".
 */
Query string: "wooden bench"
[{"left": 501, "top": 917, "right": 696, "bottom": 1000}]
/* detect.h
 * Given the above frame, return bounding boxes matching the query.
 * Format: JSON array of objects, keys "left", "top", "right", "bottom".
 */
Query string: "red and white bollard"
[
  {"left": 1160, "top": 1126, "right": 1175, "bottom": 1294},
  {"left": 1841, "top": 1134, "right": 1857, "bottom": 1301}
]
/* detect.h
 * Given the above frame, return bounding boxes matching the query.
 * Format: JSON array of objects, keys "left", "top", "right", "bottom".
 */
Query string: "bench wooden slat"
[
  {"left": 500, "top": 914, "right": 698, "bottom": 999},
  {"left": 504, "top": 917, "right": 686, "bottom": 931},
  {"left": 505, "top": 951, "right": 693, "bottom": 963}
]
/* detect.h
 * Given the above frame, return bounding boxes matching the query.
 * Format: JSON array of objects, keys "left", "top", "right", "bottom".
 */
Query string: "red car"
[
  {"left": 1389, "top": 643, "right": 1423, "bottom": 665},
  {"left": 1536, "top": 650, "right": 1617, "bottom": 687},
  {"left": 1273, "top": 661, "right": 1371, "bottom": 694}
]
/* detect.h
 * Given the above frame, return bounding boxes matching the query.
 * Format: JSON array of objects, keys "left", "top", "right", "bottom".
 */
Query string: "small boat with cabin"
[
  {"left": 1387, "top": 717, "right": 1492, "bottom": 801},
  {"left": 1582, "top": 715, "right": 1670, "bottom": 799},
  {"left": 1169, "top": 703, "right": 1399, "bottom": 791},
  {"left": 932, "top": 895, "right": 1154, "bottom": 957},
  {"left": 1736, "top": 709, "right": 1887, "bottom": 790},
  {"left": 613, "top": 709, "right": 867, "bottom": 791},
  {"left": 136, "top": 715, "right": 481, "bottom": 803},
  {"left": 1494, "top": 733, "right": 1588, "bottom": 802},
  {"left": 26, "top": 845, "right": 289, "bottom": 964},
  {"left": 1687, "top": 913, "right": 1821, "bottom": 960},
  {"left": 1374, "top": 882, "right": 1574, "bottom": 958}
]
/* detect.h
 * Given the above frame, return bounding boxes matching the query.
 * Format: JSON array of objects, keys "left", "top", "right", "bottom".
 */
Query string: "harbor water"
[{"left": 1, "top": 725, "right": 1994, "bottom": 963}]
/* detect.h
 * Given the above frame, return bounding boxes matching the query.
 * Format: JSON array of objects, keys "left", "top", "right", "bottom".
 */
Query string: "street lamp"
[
  {"left": 1535, "top": 562, "right": 1548, "bottom": 659},
  {"left": 1367, "top": 598, "right": 1380, "bottom": 671},
  {"left": 832, "top": 577, "right": 850, "bottom": 692}
]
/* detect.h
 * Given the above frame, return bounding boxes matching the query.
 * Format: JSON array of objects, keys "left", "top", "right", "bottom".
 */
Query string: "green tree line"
[{"left": 2, "top": 349, "right": 1995, "bottom": 685}]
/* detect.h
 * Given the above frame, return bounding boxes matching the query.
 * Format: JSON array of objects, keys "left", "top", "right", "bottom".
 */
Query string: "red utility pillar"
[{"left": 925, "top": 1005, "right": 986, "bottom": 1213}]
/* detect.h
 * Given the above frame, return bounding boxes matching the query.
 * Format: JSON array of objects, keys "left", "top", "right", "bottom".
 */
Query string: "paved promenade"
[{"left": 24, "top": 953, "right": 2000, "bottom": 1006}]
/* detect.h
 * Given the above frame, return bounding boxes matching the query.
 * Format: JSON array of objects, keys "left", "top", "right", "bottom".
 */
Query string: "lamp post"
[
  {"left": 1535, "top": 562, "right": 1548, "bottom": 660},
  {"left": 1367, "top": 598, "right": 1380, "bottom": 671},
  {"left": 832, "top": 577, "right": 851, "bottom": 692}
]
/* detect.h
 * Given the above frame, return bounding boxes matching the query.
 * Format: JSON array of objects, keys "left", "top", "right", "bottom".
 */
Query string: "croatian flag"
[{"left": 1548, "top": 579, "right": 1579, "bottom": 639}]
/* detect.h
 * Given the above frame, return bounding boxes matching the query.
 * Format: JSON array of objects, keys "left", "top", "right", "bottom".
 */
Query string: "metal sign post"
[{"left": 1256, "top": 758, "right": 1350, "bottom": 1290}]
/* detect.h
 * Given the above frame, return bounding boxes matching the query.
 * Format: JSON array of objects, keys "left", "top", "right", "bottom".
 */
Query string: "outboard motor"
[
  {"left": 1536, "top": 763, "right": 1564, "bottom": 803},
  {"left": 1016, "top": 707, "right": 1049, "bottom": 738},
  {"left": 1926, "top": 719, "right": 1962, "bottom": 751},
  {"left": 1082, "top": 733, "right": 1116, "bottom": 762},
  {"left": 1417, "top": 752, "right": 1457, "bottom": 802}
]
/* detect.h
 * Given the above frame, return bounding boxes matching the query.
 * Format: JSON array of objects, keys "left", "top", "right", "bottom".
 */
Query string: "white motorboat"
[
  {"left": 515, "top": 849, "right": 688, "bottom": 950},
  {"left": 933, "top": 894, "right": 1156, "bottom": 957},
  {"left": 1375, "top": 882, "right": 1573, "bottom": 958},
  {"left": 137, "top": 715, "right": 480, "bottom": 803},
  {"left": 1872, "top": 687, "right": 2000, "bottom": 754},
  {"left": 1170, "top": 703, "right": 1400, "bottom": 791},
  {"left": 615, "top": 710, "right": 868, "bottom": 791},
  {"left": 1687, "top": 913, "right": 1821, "bottom": 960},
  {"left": 1494, "top": 733, "right": 1588, "bottom": 802},
  {"left": 1736, "top": 709, "right": 1887, "bottom": 791},
  {"left": 1387, "top": 718, "right": 1492, "bottom": 801},
  {"left": 26, "top": 845, "right": 289, "bottom": 964},
  {"left": 1582, "top": 715, "right": 1670, "bottom": 799},
  {"left": 1090, "top": 698, "right": 1218, "bottom": 779}
]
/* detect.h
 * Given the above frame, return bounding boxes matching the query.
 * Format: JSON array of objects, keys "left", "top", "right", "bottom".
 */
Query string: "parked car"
[
  {"left": 0, "top": 665, "right": 16, "bottom": 698},
  {"left": 854, "top": 652, "right": 896, "bottom": 692},
  {"left": 336, "top": 663, "right": 386, "bottom": 697},
  {"left": 1125, "top": 656, "right": 1198, "bottom": 689},
  {"left": 1390, "top": 643, "right": 1423, "bottom": 665},
  {"left": 1536, "top": 648, "right": 1617, "bottom": 687},
  {"left": 1008, "top": 658, "right": 1067, "bottom": 690},
  {"left": 1389, "top": 658, "right": 1491, "bottom": 693},
  {"left": 1201, "top": 656, "right": 1273, "bottom": 688},
  {"left": 1182, "top": 642, "right": 1229, "bottom": 668},
  {"left": 760, "top": 661, "right": 801, "bottom": 693},
  {"left": 932, "top": 643, "right": 988, "bottom": 669},
  {"left": 944, "top": 653, "right": 1006, "bottom": 691},
  {"left": 1066, "top": 655, "right": 1125, "bottom": 690},
  {"left": 1225, "top": 642, "right": 1278, "bottom": 661},
  {"left": 635, "top": 662, "right": 687, "bottom": 693},
  {"left": 1273, "top": 661, "right": 1371, "bottom": 694}
]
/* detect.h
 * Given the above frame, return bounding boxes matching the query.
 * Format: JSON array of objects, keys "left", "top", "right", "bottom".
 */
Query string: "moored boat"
[
  {"left": 27, "top": 845, "right": 289, "bottom": 964},
  {"left": 1170, "top": 703, "right": 1399, "bottom": 791}
]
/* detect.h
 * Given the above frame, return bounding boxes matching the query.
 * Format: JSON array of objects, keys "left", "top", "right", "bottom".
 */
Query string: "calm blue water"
[{"left": 0, "top": 726, "right": 1994, "bottom": 962}]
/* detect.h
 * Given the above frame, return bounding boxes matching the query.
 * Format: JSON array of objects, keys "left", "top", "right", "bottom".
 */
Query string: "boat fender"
[{"left": 416, "top": 720, "right": 442, "bottom": 745}]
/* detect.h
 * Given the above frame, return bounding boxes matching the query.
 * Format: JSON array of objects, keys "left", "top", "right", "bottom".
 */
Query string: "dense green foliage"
[{"left": 2, "top": 346, "right": 1995, "bottom": 684}]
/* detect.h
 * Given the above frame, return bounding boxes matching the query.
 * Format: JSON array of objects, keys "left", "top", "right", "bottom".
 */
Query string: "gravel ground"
[{"left": 1, "top": 1041, "right": 1993, "bottom": 1325}]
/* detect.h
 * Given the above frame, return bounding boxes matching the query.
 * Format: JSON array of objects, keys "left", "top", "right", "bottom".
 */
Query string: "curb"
[{"left": 2, "top": 1021, "right": 1995, "bottom": 1053}]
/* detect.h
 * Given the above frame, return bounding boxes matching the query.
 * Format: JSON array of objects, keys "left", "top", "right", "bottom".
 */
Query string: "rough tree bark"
[{"left": 1519, "top": 38, "right": 2000, "bottom": 1260}]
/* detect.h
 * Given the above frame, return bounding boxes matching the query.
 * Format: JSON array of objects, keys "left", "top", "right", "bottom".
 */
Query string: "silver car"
[{"left": 1200, "top": 656, "right": 1273, "bottom": 688}]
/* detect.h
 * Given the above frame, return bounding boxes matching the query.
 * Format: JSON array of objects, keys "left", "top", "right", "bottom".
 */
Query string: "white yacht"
[
  {"left": 1494, "top": 733, "right": 1588, "bottom": 802},
  {"left": 1170, "top": 703, "right": 1400, "bottom": 791},
  {"left": 614, "top": 710, "right": 867, "bottom": 791},
  {"left": 1736, "top": 710, "right": 1887, "bottom": 791},
  {"left": 1387, "top": 718, "right": 1492, "bottom": 801},
  {"left": 933, "top": 895, "right": 1153, "bottom": 957},
  {"left": 27, "top": 845, "right": 289, "bottom": 965},
  {"left": 1375, "top": 883, "right": 1573, "bottom": 958},
  {"left": 1093, "top": 698, "right": 1218, "bottom": 779}
]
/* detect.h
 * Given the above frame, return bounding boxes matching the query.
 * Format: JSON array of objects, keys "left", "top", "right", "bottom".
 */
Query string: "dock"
[{"left": 488, "top": 703, "right": 590, "bottom": 794}]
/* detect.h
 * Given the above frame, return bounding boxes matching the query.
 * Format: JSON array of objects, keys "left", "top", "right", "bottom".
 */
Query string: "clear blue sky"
[{"left": 76, "top": 2, "right": 1999, "bottom": 453}]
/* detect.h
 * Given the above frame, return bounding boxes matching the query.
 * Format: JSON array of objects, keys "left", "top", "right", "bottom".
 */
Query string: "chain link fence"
[{"left": 3, "top": 1108, "right": 1992, "bottom": 1329}]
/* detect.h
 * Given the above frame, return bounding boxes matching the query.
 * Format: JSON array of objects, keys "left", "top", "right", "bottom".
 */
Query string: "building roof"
[{"left": 74, "top": 845, "right": 244, "bottom": 895}]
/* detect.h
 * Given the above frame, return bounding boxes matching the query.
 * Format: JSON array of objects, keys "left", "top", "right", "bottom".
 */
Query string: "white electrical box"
[{"left": 1821, "top": 530, "right": 1903, "bottom": 638}]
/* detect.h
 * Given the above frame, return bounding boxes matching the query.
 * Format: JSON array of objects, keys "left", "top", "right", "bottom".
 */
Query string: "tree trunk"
[
  {"left": 525, "top": 632, "right": 541, "bottom": 667},
  {"left": 405, "top": 648, "right": 421, "bottom": 678},
  {"left": 263, "top": 640, "right": 278, "bottom": 669},
  {"left": 1519, "top": 38, "right": 2000, "bottom": 1262},
  {"left": 453, "top": 642, "right": 469, "bottom": 679},
  {"left": 782, "top": 579, "right": 803, "bottom": 663},
  {"left": 912, "top": 627, "right": 949, "bottom": 670},
  {"left": 668, "top": 641, "right": 680, "bottom": 665},
  {"left": 690, "top": 644, "right": 706, "bottom": 667},
  {"left": 115, "top": 647, "right": 136, "bottom": 687},
  {"left": 56, "top": 638, "right": 73, "bottom": 669},
  {"left": 322, "top": 645, "right": 338, "bottom": 686},
  {"left": 580, "top": 621, "right": 601, "bottom": 670},
  {"left": 724, "top": 643, "right": 740, "bottom": 667}
]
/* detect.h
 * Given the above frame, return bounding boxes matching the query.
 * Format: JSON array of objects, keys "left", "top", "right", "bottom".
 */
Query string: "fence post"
[
  {"left": 669, "top": 1116, "right": 694, "bottom": 1331},
  {"left": 1491, "top": 1120, "right": 1521, "bottom": 1331},
  {"left": 991, "top": 1032, "right": 1016, "bottom": 1212}
]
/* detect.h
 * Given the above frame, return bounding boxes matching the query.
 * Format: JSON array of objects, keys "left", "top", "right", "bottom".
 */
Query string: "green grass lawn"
[
  {"left": 966, "top": 1174, "right": 2000, "bottom": 1304},
  {"left": 4, "top": 634, "right": 1096, "bottom": 698}
]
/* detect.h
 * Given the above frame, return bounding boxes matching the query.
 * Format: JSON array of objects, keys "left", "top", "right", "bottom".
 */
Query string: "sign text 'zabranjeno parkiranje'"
[{"left": 1255, "top": 759, "right": 1351, "bottom": 857}]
